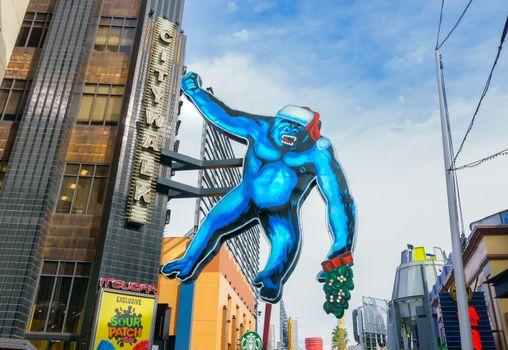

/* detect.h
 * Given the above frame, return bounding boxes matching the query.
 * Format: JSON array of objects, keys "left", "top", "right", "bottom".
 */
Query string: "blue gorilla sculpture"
[{"left": 162, "top": 72, "right": 356, "bottom": 303}]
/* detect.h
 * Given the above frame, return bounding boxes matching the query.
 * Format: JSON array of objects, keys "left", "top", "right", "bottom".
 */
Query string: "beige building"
[
  {"left": 442, "top": 211, "right": 508, "bottom": 350},
  {"left": 0, "top": 0, "right": 29, "bottom": 82}
]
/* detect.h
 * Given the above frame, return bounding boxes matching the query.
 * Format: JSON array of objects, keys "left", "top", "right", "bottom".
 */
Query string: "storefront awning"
[{"left": 486, "top": 269, "right": 508, "bottom": 298}]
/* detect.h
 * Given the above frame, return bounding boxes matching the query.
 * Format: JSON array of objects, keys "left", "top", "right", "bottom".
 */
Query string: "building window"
[
  {"left": 56, "top": 163, "right": 110, "bottom": 215},
  {"left": 0, "top": 79, "right": 31, "bottom": 121},
  {"left": 0, "top": 161, "right": 7, "bottom": 189},
  {"left": 29, "top": 261, "right": 91, "bottom": 334},
  {"left": 16, "top": 12, "right": 52, "bottom": 48},
  {"left": 76, "top": 83, "right": 124, "bottom": 126},
  {"left": 94, "top": 16, "right": 137, "bottom": 53}
]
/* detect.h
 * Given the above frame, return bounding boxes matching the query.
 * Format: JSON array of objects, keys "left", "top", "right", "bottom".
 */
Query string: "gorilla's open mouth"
[{"left": 281, "top": 134, "right": 297, "bottom": 146}]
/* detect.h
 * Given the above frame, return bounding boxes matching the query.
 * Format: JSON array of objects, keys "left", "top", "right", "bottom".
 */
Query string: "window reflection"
[
  {"left": 29, "top": 261, "right": 90, "bottom": 335},
  {"left": 56, "top": 163, "right": 109, "bottom": 215},
  {"left": 94, "top": 16, "right": 137, "bottom": 53},
  {"left": 16, "top": 12, "right": 52, "bottom": 48},
  {"left": 0, "top": 161, "right": 7, "bottom": 189},
  {"left": 64, "top": 278, "right": 88, "bottom": 333},
  {"left": 30, "top": 276, "right": 55, "bottom": 332},
  {"left": 0, "top": 79, "right": 32, "bottom": 121},
  {"left": 46, "top": 277, "right": 72, "bottom": 332},
  {"left": 77, "top": 84, "right": 124, "bottom": 126}
]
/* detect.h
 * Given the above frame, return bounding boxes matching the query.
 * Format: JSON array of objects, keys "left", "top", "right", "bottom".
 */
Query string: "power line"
[
  {"left": 451, "top": 147, "right": 508, "bottom": 171},
  {"left": 453, "top": 15, "right": 508, "bottom": 165},
  {"left": 436, "top": 0, "right": 474, "bottom": 49},
  {"left": 436, "top": 0, "right": 445, "bottom": 49}
]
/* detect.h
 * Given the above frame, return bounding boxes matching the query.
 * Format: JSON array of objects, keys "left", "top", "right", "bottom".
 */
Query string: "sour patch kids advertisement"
[{"left": 92, "top": 290, "right": 156, "bottom": 350}]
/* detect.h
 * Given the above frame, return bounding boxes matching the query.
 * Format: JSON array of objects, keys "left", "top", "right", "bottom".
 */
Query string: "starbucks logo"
[{"left": 240, "top": 331, "right": 262, "bottom": 350}]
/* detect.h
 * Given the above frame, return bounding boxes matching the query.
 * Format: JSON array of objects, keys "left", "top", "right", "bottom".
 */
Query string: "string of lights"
[
  {"left": 453, "top": 15, "right": 508, "bottom": 165},
  {"left": 450, "top": 148, "right": 508, "bottom": 171}
]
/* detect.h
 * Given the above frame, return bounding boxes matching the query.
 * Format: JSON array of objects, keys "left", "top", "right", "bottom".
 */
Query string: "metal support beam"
[
  {"left": 157, "top": 177, "right": 233, "bottom": 199},
  {"left": 160, "top": 148, "right": 243, "bottom": 171}
]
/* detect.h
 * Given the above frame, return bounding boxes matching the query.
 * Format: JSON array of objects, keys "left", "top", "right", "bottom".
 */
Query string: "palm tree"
[{"left": 331, "top": 324, "right": 348, "bottom": 350}]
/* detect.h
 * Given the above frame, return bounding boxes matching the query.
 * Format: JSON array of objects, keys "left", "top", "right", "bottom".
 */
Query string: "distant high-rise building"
[
  {"left": 280, "top": 300, "right": 289, "bottom": 349},
  {"left": 267, "top": 324, "right": 276, "bottom": 350},
  {"left": 289, "top": 317, "right": 299, "bottom": 350},
  {"left": 352, "top": 297, "right": 388, "bottom": 350}
]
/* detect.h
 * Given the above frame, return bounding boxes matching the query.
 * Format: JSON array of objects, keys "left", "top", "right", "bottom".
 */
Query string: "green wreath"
[{"left": 322, "top": 264, "right": 354, "bottom": 319}]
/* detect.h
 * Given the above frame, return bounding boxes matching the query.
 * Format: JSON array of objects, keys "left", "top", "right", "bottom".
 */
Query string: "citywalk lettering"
[
  {"left": 126, "top": 18, "right": 179, "bottom": 224},
  {"left": 100, "top": 277, "right": 157, "bottom": 295},
  {"left": 107, "top": 306, "right": 143, "bottom": 346}
]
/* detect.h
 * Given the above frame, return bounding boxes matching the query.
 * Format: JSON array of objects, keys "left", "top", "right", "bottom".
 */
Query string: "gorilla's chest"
[
  {"left": 251, "top": 140, "right": 312, "bottom": 168},
  {"left": 244, "top": 144, "right": 314, "bottom": 208}
]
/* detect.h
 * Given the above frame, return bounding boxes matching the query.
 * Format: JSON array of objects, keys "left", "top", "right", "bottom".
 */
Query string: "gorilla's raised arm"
[
  {"left": 313, "top": 139, "right": 356, "bottom": 259},
  {"left": 181, "top": 72, "right": 264, "bottom": 141}
]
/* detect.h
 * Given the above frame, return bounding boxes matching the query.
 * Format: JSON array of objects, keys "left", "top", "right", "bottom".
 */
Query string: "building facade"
[
  {"left": 434, "top": 210, "right": 508, "bottom": 349},
  {"left": 288, "top": 317, "right": 298, "bottom": 350},
  {"left": 387, "top": 245, "right": 447, "bottom": 350},
  {"left": 0, "top": 0, "right": 30, "bottom": 82},
  {"left": 352, "top": 297, "right": 388, "bottom": 350},
  {"left": 158, "top": 237, "right": 256, "bottom": 350},
  {"left": 0, "top": 0, "right": 185, "bottom": 348},
  {"left": 280, "top": 300, "right": 289, "bottom": 350}
]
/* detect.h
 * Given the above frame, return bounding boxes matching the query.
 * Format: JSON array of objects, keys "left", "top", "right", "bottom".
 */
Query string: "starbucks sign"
[{"left": 240, "top": 331, "right": 262, "bottom": 350}]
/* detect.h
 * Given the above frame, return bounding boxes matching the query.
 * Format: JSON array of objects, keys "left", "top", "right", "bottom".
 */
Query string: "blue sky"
[{"left": 170, "top": 0, "right": 508, "bottom": 347}]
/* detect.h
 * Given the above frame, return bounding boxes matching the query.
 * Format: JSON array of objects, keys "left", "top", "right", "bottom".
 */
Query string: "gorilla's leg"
[
  {"left": 162, "top": 183, "right": 255, "bottom": 282},
  {"left": 254, "top": 209, "right": 301, "bottom": 303}
]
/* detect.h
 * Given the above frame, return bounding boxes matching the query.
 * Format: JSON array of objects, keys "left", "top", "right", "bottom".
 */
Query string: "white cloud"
[
  {"left": 218, "top": 29, "right": 251, "bottom": 45},
  {"left": 232, "top": 29, "right": 250, "bottom": 41},
  {"left": 226, "top": 1, "right": 237, "bottom": 13},
  {"left": 254, "top": 0, "right": 277, "bottom": 13}
]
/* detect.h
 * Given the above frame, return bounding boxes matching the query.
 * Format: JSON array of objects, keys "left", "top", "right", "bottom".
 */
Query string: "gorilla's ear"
[{"left": 318, "top": 120, "right": 322, "bottom": 129}]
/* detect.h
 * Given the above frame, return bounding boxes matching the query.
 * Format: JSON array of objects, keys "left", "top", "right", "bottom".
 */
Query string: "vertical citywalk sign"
[{"left": 127, "top": 18, "right": 178, "bottom": 224}]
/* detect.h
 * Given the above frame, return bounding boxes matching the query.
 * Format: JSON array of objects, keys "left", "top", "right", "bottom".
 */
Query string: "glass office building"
[
  {"left": 0, "top": 0, "right": 185, "bottom": 348},
  {"left": 194, "top": 120, "right": 261, "bottom": 289}
]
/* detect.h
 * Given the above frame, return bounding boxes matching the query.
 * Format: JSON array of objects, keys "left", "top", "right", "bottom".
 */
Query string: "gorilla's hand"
[{"left": 181, "top": 72, "right": 202, "bottom": 96}]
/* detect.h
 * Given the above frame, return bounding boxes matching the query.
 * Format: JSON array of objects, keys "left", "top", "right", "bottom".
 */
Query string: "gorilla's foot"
[
  {"left": 316, "top": 270, "right": 326, "bottom": 283},
  {"left": 254, "top": 273, "right": 282, "bottom": 302},
  {"left": 161, "top": 259, "right": 195, "bottom": 282}
]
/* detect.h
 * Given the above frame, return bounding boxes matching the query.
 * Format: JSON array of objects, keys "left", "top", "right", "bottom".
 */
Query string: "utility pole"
[{"left": 435, "top": 49, "right": 474, "bottom": 350}]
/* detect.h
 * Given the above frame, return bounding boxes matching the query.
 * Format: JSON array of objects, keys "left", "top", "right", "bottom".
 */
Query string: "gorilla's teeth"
[{"left": 281, "top": 134, "right": 296, "bottom": 146}]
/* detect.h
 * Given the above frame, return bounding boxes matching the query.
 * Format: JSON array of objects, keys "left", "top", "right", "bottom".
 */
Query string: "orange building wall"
[{"left": 158, "top": 237, "right": 257, "bottom": 350}]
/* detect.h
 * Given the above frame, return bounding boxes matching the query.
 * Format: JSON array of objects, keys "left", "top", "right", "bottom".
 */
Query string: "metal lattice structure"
[{"left": 193, "top": 120, "right": 261, "bottom": 289}]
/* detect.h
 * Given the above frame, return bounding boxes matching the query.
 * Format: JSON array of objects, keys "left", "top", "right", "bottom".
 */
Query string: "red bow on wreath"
[{"left": 321, "top": 251, "right": 354, "bottom": 272}]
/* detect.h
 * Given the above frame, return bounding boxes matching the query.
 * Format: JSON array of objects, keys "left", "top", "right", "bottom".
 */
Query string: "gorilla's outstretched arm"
[
  {"left": 181, "top": 72, "right": 265, "bottom": 141},
  {"left": 314, "top": 139, "right": 356, "bottom": 259}
]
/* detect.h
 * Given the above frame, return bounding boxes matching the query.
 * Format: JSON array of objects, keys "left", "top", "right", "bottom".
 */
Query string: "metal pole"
[
  {"left": 435, "top": 49, "right": 473, "bottom": 350},
  {"left": 262, "top": 303, "right": 272, "bottom": 350}
]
